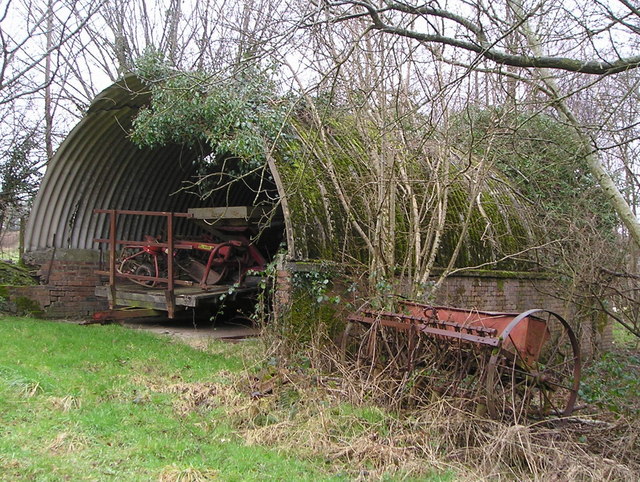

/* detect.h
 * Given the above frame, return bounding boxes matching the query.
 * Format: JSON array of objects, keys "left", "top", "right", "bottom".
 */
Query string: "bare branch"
[{"left": 324, "top": 1, "right": 640, "bottom": 74}]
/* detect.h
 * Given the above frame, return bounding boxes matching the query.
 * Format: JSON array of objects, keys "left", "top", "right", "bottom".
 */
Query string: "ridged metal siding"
[{"left": 25, "top": 75, "right": 279, "bottom": 252}]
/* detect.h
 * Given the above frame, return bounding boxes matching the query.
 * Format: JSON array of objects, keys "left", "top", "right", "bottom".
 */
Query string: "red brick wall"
[
  {"left": 5, "top": 249, "right": 108, "bottom": 319},
  {"left": 274, "top": 261, "right": 612, "bottom": 352},
  {"left": 432, "top": 274, "right": 568, "bottom": 315},
  {"left": 432, "top": 274, "right": 612, "bottom": 353},
  {"left": 273, "top": 269, "right": 292, "bottom": 321}
]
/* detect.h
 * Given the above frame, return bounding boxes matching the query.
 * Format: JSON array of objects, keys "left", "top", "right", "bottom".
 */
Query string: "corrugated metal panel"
[{"left": 25, "top": 74, "right": 280, "bottom": 252}]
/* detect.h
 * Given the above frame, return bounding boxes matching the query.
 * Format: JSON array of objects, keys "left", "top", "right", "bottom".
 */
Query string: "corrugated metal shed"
[
  {"left": 25, "top": 73, "right": 535, "bottom": 272},
  {"left": 25, "top": 74, "right": 281, "bottom": 252}
]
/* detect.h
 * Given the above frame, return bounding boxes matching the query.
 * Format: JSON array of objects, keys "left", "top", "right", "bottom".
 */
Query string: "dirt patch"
[{"left": 121, "top": 316, "right": 259, "bottom": 350}]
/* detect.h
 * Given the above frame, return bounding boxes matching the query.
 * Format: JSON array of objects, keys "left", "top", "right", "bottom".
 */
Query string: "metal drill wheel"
[{"left": 486, "top": 309, "right": 581, "bottom": 422}]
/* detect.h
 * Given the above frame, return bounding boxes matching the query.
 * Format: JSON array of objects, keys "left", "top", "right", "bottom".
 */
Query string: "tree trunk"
[{"left": 44, "top": 0, "right": 54, "bottom": 162}]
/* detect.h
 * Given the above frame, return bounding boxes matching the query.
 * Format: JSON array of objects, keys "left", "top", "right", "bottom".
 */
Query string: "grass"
[
  {"left": 0, "top": 247, "right": 21, "bottom": 263},
  {"left": 612, "top": 322, "right": 640, "bottom": 349},
  {"left": 579, "top": 324, "right": 640, "bottom": 416},
  {"left": 1, "top": 316, "right": 638, "bottom": 481},
  {"left": 0, "top": 317, "right": 336, "bottom": 481}
]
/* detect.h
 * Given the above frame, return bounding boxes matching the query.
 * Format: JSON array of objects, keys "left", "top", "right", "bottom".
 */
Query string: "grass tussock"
[
  {"left": 195, "top": 347, "right": 640, "bottom": 481},
  {"left": 49, "top": 395, "right": 82, "bottom": 412},
  {"left": 158, "top": 465, "right": 218, "bottom": 481},
  {"left": 47, "top": 431, "right": 91, "bottom": 454},
  {"left": 15, "top": 380, "right": 43, "bottom": 398},
  {"left": 164, "top": 382, "right": 220, "bottom": 416}
]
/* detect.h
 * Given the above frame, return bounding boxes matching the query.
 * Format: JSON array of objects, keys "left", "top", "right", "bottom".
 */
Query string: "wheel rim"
[
  {"left": 133, "top": 263, "right": 156, "bottom": 287},
  {"left": 118, "top": 251, "right": 158, "bottom": 287},
  {"left": 486, "top": 309, "right": 581, "bottom": 422}
]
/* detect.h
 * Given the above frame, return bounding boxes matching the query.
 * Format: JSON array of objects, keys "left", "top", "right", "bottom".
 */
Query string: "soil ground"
[
  {"left": 82, "top": 309, "right": 260, "bottom": 350},
  {"left": 122, "top": 314, "right": 259, "bottom": 349}
]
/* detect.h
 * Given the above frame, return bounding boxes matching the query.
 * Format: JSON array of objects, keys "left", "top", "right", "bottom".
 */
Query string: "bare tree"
[
  {"left": 0, "top": 0, "right": 103, "bottom": 238},
  {"left": 310, "top": 1, "right": 640, "bottom": 248},
  {"left": 0, "top": 0, "right": 103, "bottom": 105},
  {"left": 269, "top": 10, "right": 546, "bottom": 297}
]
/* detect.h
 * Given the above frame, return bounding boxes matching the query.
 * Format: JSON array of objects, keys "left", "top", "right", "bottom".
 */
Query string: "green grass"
[
  {"left": 579, "top": 325, "right": 640, "bottom": 416},
  {"left": 2, "top": 316, "right": 634, "bottom": 480},
  {"left": 0, "top": 247, "right": 20, "bottom": 263},
  {"left": 612, "top": 322, "right": 639, "bottom": 349},
  {"left": 0, "top": 317, "right": 336, "bottom": 481}
]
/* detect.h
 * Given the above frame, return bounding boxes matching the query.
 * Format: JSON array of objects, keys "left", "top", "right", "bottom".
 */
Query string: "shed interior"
[{"left": 25, "top": 75, "right": 285, "bottom": 267}]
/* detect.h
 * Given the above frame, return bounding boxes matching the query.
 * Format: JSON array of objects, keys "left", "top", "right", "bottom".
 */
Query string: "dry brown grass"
[
  {"left": 49, "top": 395, "right": 82, "bottom": 412},
  {"left": 213, "top": 356, "right": 639, "bottom": 481},
  {"left": 158, "top": 465, "right": 218, "bottom": 481},
  {"left": 14, "top": 381, "right": 43, "bottom": 398},
  {"left": 47, "top": 431, "right": 90, "bottom": 454},
  {"left": 135, "top": 338, "right": 640, "bottom": 480},
  {"left": 163, "top": 382, "right": 221, "bottom": 416},
  {"left": 0, "top": 457, "right": 22, "bottom": 471}
]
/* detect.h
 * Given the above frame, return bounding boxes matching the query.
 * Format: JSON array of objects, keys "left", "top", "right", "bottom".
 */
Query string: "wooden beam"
[{"left": 188, "top": 206, "right": 277, "bottom": 221}]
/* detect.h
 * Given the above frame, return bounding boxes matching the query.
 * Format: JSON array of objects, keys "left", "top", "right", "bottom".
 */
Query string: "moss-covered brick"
[{"left": 13, "top": 296, "right": 44, "bottom": 316}]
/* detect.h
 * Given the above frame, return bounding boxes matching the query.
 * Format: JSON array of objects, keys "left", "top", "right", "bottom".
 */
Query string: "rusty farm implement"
[
  {"left": 344, "top": 300, "right": 581, "bottom": 422},
  {"left": 117, "top": 233, "right": 266, "bottom": 289},
  {"left": 93, "top": 209, "right": 268, "bottom": 320}
]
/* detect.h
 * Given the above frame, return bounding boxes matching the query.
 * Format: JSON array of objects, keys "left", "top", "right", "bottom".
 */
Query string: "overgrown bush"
[
  {"left": 580, "top": 350, "right": 640, "bottom": 416},
  {"left": 450, "top": 107, "right": 616, "bottom": 232},
  {"left": 0, "top": 261, "right": 36, "bottom": 286},
  {"left": 132, "top": 53, "right": 292, "bottom": 171}
]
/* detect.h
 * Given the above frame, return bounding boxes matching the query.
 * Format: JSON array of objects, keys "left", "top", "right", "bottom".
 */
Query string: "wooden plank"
[
  {"left": 188, "top": 206, "right": 274, "bottom": 221},
  {"left": 188, "top": 206, "right": 248, "bottom": 219},
  {"left": 91, "top": 309, "right": 162, "bottom": 322},
  {"left": 97, "top": 274, "right": 259, "bottom": 306},
  {"left": 95, "top": 270, "right": 193, "bottom": 286},
  {"left": 175, "top": 286, "right": 257, "bottom": 307},
  {"left": 96, "top": 284, "right": 258, "bottom": 309}
]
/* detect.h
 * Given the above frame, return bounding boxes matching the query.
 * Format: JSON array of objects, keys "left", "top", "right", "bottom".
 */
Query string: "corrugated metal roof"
[
  {"left": 25, "top": 74, "right": 281, "bottom": 252},
  {"left": 25, "top": 73, "right": 536, "bottom": 272}
]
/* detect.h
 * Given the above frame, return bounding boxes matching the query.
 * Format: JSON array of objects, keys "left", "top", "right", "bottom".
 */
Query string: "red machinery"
[
  {"left": 117, "top": 233, "right": 266, "bottom": 288},
  {"left": 345, "top": 300, "right": 581, "bottom": 422},
  {"left": 93, "top": 209, "right": 269, "bottom": 319}
]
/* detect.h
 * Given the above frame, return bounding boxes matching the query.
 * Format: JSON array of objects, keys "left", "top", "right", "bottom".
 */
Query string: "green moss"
[
  {"left": 285, "top": 290, "right": 341, "bottom": 344},
  {"left": 13, "top": 296, "right": 43, "bottom": 317},
  {"left": 273, "top": 266, "right": 346, "bottom": 351},
  {"left": 280, "top": 109, "right": 540, "bottom": 273},
  {"left": 594, "top": 309, "right": 609, "bottom": 334},
  {"left": 451, "top": 107, "right": 616, "bottom": 235},
  {"left": 0, "top": 261, "right": 36, "bottom": 286},
  {"left": 434, "top": 182, "right": 532, "bottom": 270}
]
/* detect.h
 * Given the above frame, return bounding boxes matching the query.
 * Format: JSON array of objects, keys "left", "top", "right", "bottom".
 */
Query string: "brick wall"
[
  {"left": 431, "top": 274, "right": 568, "bottom": 315},
  {"left": 431, "top": 273, "right": 612, "bottom": 353},
  {"left": 4, "top": 249, "right": 108, "bottom": 319},
  {"left": 275, "top": 261, "right": 612, "bottom": 353},
  {"left": 273, "top": 269, "right": 292, "bottom": 321}
]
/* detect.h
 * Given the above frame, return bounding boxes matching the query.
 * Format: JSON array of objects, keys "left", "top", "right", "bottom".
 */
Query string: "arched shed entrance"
[
  {"left": 24, "top": 75, "right": 286, "bottom": 318},
  {"left": 26, "top": 75, "right": 285, "bottom": 256}
]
